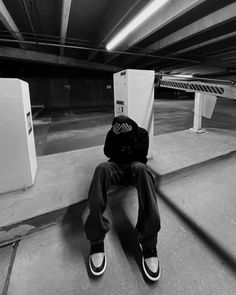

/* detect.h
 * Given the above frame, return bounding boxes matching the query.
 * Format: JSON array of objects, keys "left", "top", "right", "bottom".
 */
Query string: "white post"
[
  {"left": 189, "top": 92, "right": 206, "bottom": 134},
  {"left": 193, "top": 92, "right": 203, "bottom": 130}
]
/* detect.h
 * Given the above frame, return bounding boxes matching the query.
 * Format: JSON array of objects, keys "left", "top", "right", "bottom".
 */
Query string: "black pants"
[{"left": 84, "top": 161, "right": 161, "bottom": 248}]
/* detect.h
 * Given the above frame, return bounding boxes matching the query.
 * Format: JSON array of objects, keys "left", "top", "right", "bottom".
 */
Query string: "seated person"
[{"left": 84, "top": 115, "right": 161, "bottom": 281}]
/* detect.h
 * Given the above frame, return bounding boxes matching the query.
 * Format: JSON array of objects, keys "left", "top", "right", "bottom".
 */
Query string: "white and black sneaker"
[
  {"left": 139, "top": 244, "right": 161, "bottom": 282},
  {"left": 89, "top": 242, "right": 106, "bottom": 276}
]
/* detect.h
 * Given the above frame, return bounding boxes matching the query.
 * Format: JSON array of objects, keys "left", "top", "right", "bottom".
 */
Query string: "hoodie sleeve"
[
  {"left": 128, "top": 128, "right": 149, "bottom": 161},
  {"left": 103, "top": 129, "right": 121, "bottom": 158}
]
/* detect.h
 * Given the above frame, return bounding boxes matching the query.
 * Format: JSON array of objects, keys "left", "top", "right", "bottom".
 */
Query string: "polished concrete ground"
[{"left": 1, "top": 156, "right": 236, "bottom": 295}]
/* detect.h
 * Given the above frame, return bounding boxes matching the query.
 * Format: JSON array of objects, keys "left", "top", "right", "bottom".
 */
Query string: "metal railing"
[
  {"left": 155, "top": 73, "right": 236, "bottom": 133},
  {"left": 156, "top": 74, "right": 236, "bottom": 99}
]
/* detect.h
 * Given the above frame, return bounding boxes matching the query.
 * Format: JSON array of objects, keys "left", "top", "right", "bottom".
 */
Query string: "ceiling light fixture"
[
  {"left": 173, "top": 74, "right": 193, "bottom": 78},
  {"left": 106, "top": 0, "right": 169, "bottom": 51}
]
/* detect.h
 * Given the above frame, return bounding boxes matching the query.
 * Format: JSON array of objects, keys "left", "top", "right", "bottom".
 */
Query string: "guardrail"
[
  {"left": 160, "top": 79, "right": 236, "bottom": 99},
  {"left": 156, "top": 74, "right": 236, "bottom": 99},
  {"left": 156, "top": 74, "right": 236, "bottom": 133}
]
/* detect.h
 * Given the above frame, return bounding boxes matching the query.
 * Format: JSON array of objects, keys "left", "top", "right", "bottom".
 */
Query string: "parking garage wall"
[
  {"left": 1, "top": 62, "right": 114, "bottom": 109},
  {"left": 26, "top": 77, "right": 114, "bottom": 109}
]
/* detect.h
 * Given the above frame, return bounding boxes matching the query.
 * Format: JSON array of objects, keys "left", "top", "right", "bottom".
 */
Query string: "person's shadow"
[
  {"left": 108, "top": 193, "right": 155, "bottom": 283},
  {"left": 59, "top": 178, "right": 163, "bottom": 283},
  {"left": 60, "top": 201, "right": 102, "bottom": 280},
  {"left": 60, "top": 189, "right": 156, "bottom": 283}
]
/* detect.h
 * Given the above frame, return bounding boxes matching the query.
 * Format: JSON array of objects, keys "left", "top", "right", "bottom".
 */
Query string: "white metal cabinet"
[
  {"left": 0, "top": 79, "right": 37, "bottom": 195},
  {"left": 114, "top": 69, "right": 155, "bottom": 158}
]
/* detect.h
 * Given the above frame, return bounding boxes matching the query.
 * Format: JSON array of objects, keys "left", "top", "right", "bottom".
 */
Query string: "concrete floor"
[
  {"left": 1, "top": 97, "right": 236, "bottom": 294},
  {"left": 1, "top": 156, "right": 236, "bottom": 295},
  {"left": 1, "top": 128, "right": 235, "bottom": 234},
  {"left": 33, "top": 98, "right": 236, "bottom": 156}
]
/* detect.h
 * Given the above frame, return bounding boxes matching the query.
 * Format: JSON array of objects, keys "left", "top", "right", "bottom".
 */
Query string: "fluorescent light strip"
[
  {"left": 106, "top": 0, "right": 169, "bottom": 51},
  {"left": 174, "top": 75, "right": 193, "bottom": 78}
]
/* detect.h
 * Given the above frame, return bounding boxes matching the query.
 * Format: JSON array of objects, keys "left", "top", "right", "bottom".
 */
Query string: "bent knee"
[
  {"left": 96, "top": 162, "right": 109, "bottom": 170},
  {"left": 95, "top": 162, "right": 109, "bottom": 173},
  {"left": 132, "top": 162, "right": 147, "bottom": 173},
  {"left": 131, "top": 162, "right": 154, "bottom": 179}
]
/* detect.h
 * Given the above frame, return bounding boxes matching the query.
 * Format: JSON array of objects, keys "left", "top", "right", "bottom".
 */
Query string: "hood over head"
[{"left": 112, "top": 115, "right": 138, "bottom": 131}]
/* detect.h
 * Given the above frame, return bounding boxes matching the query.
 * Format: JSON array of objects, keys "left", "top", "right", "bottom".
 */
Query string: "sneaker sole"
[
  {"left": 89, "top": 255, "right": 107, "bottom": 276},
  {"left": 139, "top": 243, "right": 161, "bottom": 282}
]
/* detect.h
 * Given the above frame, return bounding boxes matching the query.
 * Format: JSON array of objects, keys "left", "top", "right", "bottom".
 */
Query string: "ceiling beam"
[
  {"left": 0, "top": 0, "right": 25, "bottom": 49},
  {"left": 60, "top": 0, "right": 72, "bottom": 56},
  {"left": 137, "top": 32, "right": 236, "bottom": 69},
  {"left": 88, "top": 0, "right": 140, "bottom": 61},
  {"left": 136, "top": 48, "right": 236, "bottom": 71},
  {"left": 123, "top": 2, "right": 236, "bottom": 67},
  {"left": 104, "top": 0, "right": 206, "bottom": 64},
  {"left": 147, "top": 2, "right": 236, "bottom": 52},
  {"left": 173, "top": 32, "right": 236, "bottom": 56},
  {"left": 138, "top": 55, "right": 235, "bottom": 72},
  {"left": 0, "top": 47, "right": 120, "bottom": 72},
  {"left": 87, "top": 0, "right": 147, "bottom": 62},
  {"left": 210, "top": 46, "right": 236, "bottom": 57},
  {"left": 124, "top": 0, "right": 207, "bottom": 48},
  {"left": 167, "top": 65, "right": 225, "bottom": 75},
  {"left": 211, "top": 49, "right": 236, "bottom": 61}
]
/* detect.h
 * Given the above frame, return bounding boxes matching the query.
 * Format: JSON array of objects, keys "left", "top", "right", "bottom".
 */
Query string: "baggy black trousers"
[{"left": 84, "top": 161, "right": 161, "bottom": 248}]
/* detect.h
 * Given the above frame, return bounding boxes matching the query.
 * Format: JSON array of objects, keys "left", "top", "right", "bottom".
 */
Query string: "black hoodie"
[{"left": 104, "top": 115, "right": 149, "bottom": 164}]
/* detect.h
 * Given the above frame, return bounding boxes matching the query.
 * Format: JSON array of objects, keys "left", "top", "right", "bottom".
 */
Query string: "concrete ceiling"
[{"left": 0, "top": 0, "right": 236, "bottom": 77}]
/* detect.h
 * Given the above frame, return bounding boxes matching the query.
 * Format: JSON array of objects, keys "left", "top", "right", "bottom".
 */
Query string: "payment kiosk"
[
  {"left": 0, "top": 79, "right": 37, "bottom": 195},
  {"left": 113, "top": 69, "right": 155, "bottom": 158}
]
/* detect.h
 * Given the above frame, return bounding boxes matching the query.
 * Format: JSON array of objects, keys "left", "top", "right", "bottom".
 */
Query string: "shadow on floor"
[
  {"left": 109, "top": 199, "right": 153, "bottom": 283},
  {"left": 60, "top": 203, "right": 87, "bottom": 261},
  {"left": 60, "top": 201, "right": 108, "bottom": 280},
  {"left": 157, "top": 188, "right": 236, "bottom": 275},
  {"left": 60, "top": 194, "right": 159, "bottom": 283},
  {"left": 59, "top": 183, "right": 236, "bottom": 284}
]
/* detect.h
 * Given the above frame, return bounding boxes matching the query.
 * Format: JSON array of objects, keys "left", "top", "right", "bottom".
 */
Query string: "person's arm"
[
  {"left": 128, "top": 129, "right": 149, "bottom": 159},
  {"left": 103, "top": 129, "right": 121, "bottom": 158}
]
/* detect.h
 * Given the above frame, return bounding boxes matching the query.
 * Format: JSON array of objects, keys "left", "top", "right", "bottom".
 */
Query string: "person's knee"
[
  {"left": 132, "top": 162, "right": 148, "bottom": 174},
  {"left": 94, "top": 162, "right": 110, "bottom": 177},
  {"left": 132, "top": 162, "right": 155, "bottom": 183},
  {"left": 96, "top": 162, "right": 109, "bottom": 170}
]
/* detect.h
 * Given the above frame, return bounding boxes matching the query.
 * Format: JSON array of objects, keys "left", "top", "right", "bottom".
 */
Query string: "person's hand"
[
  {"left": 121, "top": 123, "right": 132, "bottom": 133},
  {"left": 112, "top": 123, "right": 122, "bottom": 135}
]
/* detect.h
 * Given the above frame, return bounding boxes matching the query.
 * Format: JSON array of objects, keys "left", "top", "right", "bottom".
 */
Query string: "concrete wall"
[
  {"left": 1, "top": 61, "right": 114, "bottom": 109},
  {"left": 26, "top": 77, "right": 114, "bottom": 108}
]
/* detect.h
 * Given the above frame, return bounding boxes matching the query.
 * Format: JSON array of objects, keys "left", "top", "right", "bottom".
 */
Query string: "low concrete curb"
[{"left": 0, "top": 128, "right": 236, "bottom": 245}]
